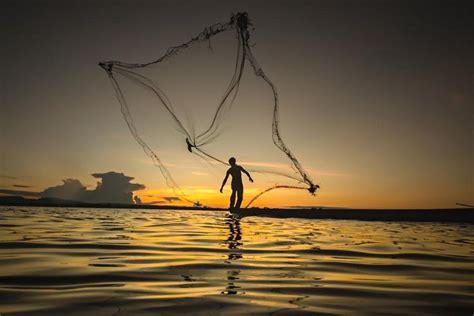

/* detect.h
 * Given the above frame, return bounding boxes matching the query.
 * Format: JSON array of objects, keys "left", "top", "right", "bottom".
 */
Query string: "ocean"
[{"left": 0, "top": 207, "right": 473, "bottom": 315}]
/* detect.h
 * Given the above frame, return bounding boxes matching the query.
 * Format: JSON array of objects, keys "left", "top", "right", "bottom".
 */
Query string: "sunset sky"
[{"left": 1, "top": 0, "right": 472, "bottom": 208}]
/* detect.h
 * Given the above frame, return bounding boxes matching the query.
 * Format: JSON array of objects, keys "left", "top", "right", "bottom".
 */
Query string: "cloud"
[
  {"left": 41, "top": 179, "right": 87, "bottom": 200},
  {"left": 0, "top": 189, "right": 41, "bottom": 197},
  {"left": 163, "top": 196, "right": 181, "bottom": 203},
  {"left": 13, "top": 184, "right": 32, "bottom": 188},
  {"left": 147, "top": 200, "right": 165, "bottom": 205},
  {"left": 133, "top": 195, "right": 142, "bottom": 204},
  {"left": 39, "top": 171, "right": 145, "bottom": 204},
  {"left": 87, "top": 172, "right": 145, "bottom": 204},
  {"left": 240, "top": 161, "right": 290, "bottom": 170}
]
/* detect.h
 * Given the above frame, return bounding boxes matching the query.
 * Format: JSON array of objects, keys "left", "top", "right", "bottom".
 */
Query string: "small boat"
[{"left": 232, "top": 207, "right": 474, "bottom": 223}]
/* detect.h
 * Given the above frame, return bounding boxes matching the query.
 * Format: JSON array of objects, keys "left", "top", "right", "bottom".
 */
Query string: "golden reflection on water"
[{"left": 0, "top": 207, "right": 473, "bottom": 315}]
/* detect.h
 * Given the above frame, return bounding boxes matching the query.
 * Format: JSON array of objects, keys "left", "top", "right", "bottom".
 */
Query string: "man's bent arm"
[{"left": 241, "top": 167, "right": 253, "bottom": 182}]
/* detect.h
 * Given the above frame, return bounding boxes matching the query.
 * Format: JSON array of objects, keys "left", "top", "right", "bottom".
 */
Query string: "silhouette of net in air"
[{"left": 99, "top": 12, "right": 319, "bottom": 207}]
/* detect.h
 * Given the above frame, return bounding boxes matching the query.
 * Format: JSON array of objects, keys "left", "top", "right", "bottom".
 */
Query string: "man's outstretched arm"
[
  {"left": 220, "top": 170, "right": 230, "bottom": 193},
  {"left": 241, "top": 167, "right": 254, "bottom": 182}
]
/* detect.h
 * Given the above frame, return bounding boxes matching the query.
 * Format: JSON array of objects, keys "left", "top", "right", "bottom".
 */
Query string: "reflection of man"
[
  {"left": 222, "top": 214, "right": 242, "bottom": 295},
  {"left": 226, "top": 214, "right": 242, "bottom": 261},
  {"left": 220, "top": 157, "right": 253, "bottom": 211}
]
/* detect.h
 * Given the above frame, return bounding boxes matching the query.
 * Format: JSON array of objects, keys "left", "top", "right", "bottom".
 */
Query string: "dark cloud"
[
  {"left": 163, "top": 196, "right": 181, "bottom": 203},
  {"left": 13, "top": 184, "right": 32, "bottom": 188},
  {"left": 42, "top": 179, "right": 87, "bottom": 201},
  {"left": 148, "top": 200, "right": 165, "bottom": 205},
  {"left": 87, "top": 172, "right": 145, "bottom": 204},
  {"left": 133, "top": 195, "right": 142, "bottom": 204},
  {"left": 39, "top": 171, "right": 145, "bottom": 204},
  {"left": 0, "top": 189, "right": 41, "bottom": 197}
]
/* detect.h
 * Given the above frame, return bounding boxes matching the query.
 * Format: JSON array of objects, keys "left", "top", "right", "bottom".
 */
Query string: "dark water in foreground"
[{"left": 0, "top": 207, "right": 473, "bottom": 315}]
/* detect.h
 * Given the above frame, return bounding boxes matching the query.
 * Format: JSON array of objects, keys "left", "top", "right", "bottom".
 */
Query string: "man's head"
[{"left": 228, "top": 157, "right": 236, "bottom": 166}]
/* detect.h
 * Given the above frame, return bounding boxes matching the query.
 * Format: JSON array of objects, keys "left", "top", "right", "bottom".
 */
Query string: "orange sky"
[{"left": 1, "top": 1, "right": 472, "bottom": 209}]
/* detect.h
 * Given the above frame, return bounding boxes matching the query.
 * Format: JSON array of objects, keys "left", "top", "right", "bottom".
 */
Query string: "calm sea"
[{"left": 0, "top": 207, "right": 473, "bottom": 315}]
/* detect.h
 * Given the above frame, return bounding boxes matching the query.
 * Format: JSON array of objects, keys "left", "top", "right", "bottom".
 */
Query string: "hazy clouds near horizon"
[{"left": 41, "top": 171, "right": 145, "bottom": 204}]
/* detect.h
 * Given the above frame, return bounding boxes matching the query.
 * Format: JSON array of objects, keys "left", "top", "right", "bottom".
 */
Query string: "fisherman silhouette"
[{"left": 220, "top": 157, "right": 253, "bottom": 211}]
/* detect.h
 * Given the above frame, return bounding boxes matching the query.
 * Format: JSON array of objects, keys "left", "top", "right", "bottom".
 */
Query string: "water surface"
[{"left": 0, "top": 207, "right": 473, "bottom": 315}]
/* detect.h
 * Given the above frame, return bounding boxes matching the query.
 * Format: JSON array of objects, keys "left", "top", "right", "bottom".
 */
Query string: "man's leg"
[
  {"left": 230, "top": 189, "right": 236, "bottom": 210},
  {"left": 235, "top": 187, "right": 244, "bottom": 209}
]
